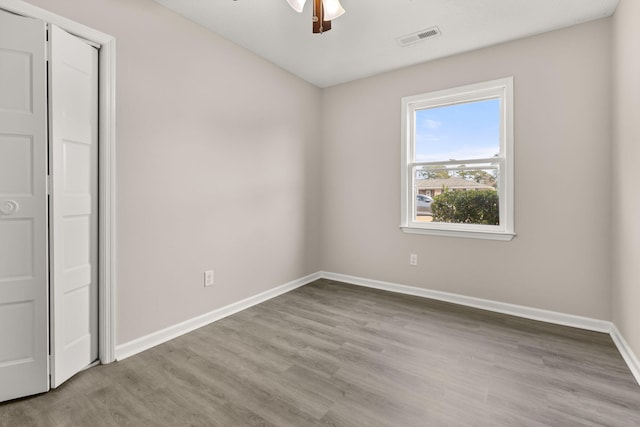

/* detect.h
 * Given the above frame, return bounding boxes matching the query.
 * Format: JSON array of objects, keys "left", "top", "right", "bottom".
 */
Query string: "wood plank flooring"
[{"left": 2, "top": 278, "right": 640, "bottom": 426}]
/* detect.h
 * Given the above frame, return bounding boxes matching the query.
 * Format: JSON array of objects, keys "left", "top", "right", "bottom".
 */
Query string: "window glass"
[{"left": 415, "top": 98, "right": 500, "bottom": 163}]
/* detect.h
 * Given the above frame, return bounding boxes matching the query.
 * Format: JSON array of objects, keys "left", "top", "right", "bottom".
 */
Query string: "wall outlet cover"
[{"left": 204, "top": 270, "right": 214, "bottom": 287}]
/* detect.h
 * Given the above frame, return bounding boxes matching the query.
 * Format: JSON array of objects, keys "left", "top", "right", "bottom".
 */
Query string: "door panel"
[
  {"left": 0, "top": 10, "right": 49, "bottom": 402},
  {"left": 49, "top": 25, "right": 98, "bottom": 388},
  {"left": 0, "top": 48, "right": 33, "bottom": 113}
]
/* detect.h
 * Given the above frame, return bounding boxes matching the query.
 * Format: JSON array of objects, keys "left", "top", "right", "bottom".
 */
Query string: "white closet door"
[
  {"left": 49, "top": 25, "right": 98, "bottom": 388},
  {"left": 0, "top": 10, "right": 49, "bottom": 402}
]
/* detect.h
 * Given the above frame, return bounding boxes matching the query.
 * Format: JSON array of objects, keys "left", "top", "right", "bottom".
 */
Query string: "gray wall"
[
  {"left": 321, "top": 19, "right": 613, "bottom": 320},
  {"left": 25, "top": 1, "right": 628, "bottom": 350},
  {"left": 27, "top": 0, "right": 323, "bottom": 343},
  {"left": 612, "top": 0, "right": 640, "bottom": 359}
]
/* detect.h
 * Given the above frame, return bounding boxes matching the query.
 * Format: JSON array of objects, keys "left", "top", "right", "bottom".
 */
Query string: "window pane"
[
  {"left": 414, "top": 168, "right": 500, "bottom": 225},
  {"left": 415, "top": 98, "right": 500, "bottom": 163}
]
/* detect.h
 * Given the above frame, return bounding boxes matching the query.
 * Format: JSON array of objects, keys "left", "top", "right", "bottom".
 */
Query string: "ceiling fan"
[{"left": 286, "top": 0, "right": 345, "bottom": 34}]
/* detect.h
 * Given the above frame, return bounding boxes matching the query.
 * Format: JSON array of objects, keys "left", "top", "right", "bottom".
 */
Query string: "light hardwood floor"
[{"left": 2, "top": 279, "right": 640, "bottom": 426}]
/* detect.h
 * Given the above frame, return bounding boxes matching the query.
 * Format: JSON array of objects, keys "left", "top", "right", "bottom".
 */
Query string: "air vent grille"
[{"left": 397, "top": 26, "right": 441, "bottom": 47}]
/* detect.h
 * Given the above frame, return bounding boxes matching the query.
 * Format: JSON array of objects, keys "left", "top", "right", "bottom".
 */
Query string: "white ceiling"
[{"left": 154, "top": 0, "right": 619, "bottom": 88}]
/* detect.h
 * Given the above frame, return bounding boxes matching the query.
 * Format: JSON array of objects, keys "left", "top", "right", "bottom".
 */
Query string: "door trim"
[{"left": 0, "top": 0, "right": 117, "bottom": 363}]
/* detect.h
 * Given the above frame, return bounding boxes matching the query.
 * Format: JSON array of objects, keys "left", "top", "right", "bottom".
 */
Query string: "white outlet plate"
[
  {"left": 410, "top": 254, "right": 418, "bottom": 266},
  {"left": 204, "top": 270, "right": 214, "bottom": 287}
]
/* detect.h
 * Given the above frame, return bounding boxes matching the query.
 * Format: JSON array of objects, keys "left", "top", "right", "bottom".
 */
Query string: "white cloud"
[{"left": 424, "top": 119, "right": 442, "bottom": 129}]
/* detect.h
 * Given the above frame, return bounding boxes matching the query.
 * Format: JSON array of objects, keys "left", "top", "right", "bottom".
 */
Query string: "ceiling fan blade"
[
  {"left": 322, "top": 0, "right": 345, "bottom": 21},
  {"left": 286, "top": 0, "right": 306, "bottom": 13}
]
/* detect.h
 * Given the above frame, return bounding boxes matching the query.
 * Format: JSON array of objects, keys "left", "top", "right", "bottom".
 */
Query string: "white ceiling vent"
[{"left": 396, "top": 27, "right": 441, "bottom": 47}]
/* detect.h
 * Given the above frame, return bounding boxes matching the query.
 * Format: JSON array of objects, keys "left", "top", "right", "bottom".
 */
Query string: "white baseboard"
[
  {"left": 609, "top": 324, "right": 640, "bottom": 386},
  {"left": 115, "top": 269, "right": 640, "bottom": 388},
  {"left": 115, "top": 272, "right": 322, "bottom": 361},
  {"left": 320, "top": 271, "right": 612, "bottom": 333},
  {"left": 319, "top": 271, "right": 640, "bottom": 387}
]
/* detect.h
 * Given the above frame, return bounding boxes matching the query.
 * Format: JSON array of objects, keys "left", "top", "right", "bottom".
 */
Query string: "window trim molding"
[{"left": 400, "top": 77, "right": 514, "bottom": 241}]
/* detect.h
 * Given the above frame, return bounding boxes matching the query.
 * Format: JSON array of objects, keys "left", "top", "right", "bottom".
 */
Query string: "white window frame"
[{"left": 400, "top": 77, "right": 515, "bottom": 241}]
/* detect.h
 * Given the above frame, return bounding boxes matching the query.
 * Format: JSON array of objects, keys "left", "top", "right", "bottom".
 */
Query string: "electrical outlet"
[
  {"left": 410, "top": 254, "right": 418, "bottom": 266},
  {"left": 204, "top": 270, "right": 214, "bottom": 287}
]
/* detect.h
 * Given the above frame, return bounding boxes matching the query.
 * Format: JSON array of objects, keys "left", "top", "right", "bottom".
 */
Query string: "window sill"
[{"left": 400, "top": 226, "right": 516, "bottom": 241}]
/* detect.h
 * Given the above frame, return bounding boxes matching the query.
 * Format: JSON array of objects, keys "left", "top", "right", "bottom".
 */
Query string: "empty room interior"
[{"left": 1, "top": 0, "right": 640, "bottom": 424}]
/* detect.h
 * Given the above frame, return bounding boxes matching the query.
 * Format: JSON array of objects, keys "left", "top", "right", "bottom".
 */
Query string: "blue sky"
[{"left": 415, "top": 98, "right": 500, "bottom": 162}]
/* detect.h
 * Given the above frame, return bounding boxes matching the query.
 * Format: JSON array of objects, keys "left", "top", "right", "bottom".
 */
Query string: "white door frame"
[{"left": 0, "top": 0, "right": 116, "bottom": 364}]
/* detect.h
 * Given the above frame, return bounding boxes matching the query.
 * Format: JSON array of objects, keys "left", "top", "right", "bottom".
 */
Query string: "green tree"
[
  {"left": 455, "top": 166, "right": 469, "bottom": 180},
  {"left": 418, "top": 167, "right": 450, "bottom": 179},
  {"left": 467, "top": 170, "right": 497, "bottom": 187},
  {"left": 455, "top": 166, "right": 497, "bottom": 188},
  {"left": 431, "top": 190, "right": 499, "bottom": 225}
]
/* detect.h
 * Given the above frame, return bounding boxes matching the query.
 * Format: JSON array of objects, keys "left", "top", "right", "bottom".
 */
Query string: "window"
[{"left": 400, "top": 77, "right": 514, "bottom": 240}]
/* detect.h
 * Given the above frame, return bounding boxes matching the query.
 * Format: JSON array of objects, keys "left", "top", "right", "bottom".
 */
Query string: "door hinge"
[{"left": 47, "top": 175, "right": 52, "bottom": 195}]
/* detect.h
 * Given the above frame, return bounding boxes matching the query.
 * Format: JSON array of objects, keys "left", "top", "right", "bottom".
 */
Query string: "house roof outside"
[{"left": 416, "top": 178, "right": 495, "bottom": 191}]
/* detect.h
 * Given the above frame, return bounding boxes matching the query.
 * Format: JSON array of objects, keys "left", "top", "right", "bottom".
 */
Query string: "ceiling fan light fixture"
[
  {"left": 321, "top": 0, "right": 345, "bottom": 21},
  {"left": 287, "top": 0, "right": 343, "bottom": 33},
  {"left": 287, "top": 0, "right": 306, "bottom": 13}
]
